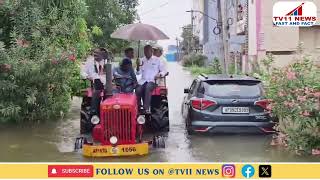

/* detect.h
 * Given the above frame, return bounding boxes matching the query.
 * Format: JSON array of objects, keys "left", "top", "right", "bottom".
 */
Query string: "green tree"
[
  {"left": 180, "top": 24, "right": 201, "bottom": 54},
  {"left": 85, "top": 0, "right": 138, "bottom": 53},
  {"left": 0, "top": 0, "right": 91, "bottom": 123}
]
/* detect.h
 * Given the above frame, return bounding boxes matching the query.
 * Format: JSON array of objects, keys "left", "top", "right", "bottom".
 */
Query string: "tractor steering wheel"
[{"left": 112, "top": 76, "right": 137, "bottom": 93}]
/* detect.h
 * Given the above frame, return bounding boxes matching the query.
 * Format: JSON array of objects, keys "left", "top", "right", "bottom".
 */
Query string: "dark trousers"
[
  {"left": 90, "top": 80, "right": 104, "bottom": 115},
  {"left": 90, "top": 90, "right": 102, "bottom": 115},
  {"left": 135, "top": 82, "right": 156, "bottom": 110}
]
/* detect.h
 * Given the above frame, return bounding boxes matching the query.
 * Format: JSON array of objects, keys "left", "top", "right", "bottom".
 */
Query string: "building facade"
[
  {"left": 194, "top": 0, "right": 320, "bottom": 73},
  {"left": 193, "top": 0, "right": 224, "bottom": 63}
]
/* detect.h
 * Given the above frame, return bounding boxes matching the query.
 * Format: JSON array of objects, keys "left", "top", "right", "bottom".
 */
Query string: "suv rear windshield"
[{"left": 200, "top": 80, "right": 262, "bottom": 98}]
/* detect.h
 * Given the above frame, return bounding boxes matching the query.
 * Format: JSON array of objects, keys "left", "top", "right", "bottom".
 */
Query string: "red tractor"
[{"left": 75, "top": 63, "right": 169, "bottom": 157}]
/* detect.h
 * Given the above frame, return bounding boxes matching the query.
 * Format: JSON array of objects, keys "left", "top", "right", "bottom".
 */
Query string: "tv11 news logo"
[{"left": 273, "top": 1, "right": 317, "bottom": 27}]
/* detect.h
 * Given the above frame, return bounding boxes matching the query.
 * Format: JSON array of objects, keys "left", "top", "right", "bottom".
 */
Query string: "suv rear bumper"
[{"left": 190, "top": 121, "right": 275, "bottom": 134}]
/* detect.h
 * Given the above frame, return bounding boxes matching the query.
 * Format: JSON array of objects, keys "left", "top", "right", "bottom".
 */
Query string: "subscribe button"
[{"left": 48, "top": 165, "right": 94, "bottom": 178}]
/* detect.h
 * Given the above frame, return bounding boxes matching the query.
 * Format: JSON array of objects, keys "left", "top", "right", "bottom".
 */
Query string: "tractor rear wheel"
[
  {"left": 80, "top": 96, "right": 93, "bottom": 134},
  {"left": 152, "top": 136, "right": 165, "bottom": 148}
]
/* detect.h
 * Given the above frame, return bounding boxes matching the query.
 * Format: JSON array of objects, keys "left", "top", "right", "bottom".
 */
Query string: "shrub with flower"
[
  {"left": 258, "top": 52, "right": 320, "bottom": 154},
  {"left": 0, "top": 0, "right": 91, "bottom": 123}
]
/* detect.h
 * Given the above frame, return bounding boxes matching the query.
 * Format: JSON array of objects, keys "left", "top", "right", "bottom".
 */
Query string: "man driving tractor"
[
  {"left": 113, "top": 58, "right": 137, "bottom": 93},
  {"left": 136, "top": 45, "right": 167, "bottom": 114}
]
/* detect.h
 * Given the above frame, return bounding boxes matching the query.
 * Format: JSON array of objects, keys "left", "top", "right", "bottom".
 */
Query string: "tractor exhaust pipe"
[{"left": 105, "top": 62, "right": 113, "bottom": 97}]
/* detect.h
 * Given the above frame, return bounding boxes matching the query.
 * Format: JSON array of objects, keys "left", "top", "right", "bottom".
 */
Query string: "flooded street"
[{"left": 0, "top": 63, "right": 319, "bottom": 162}]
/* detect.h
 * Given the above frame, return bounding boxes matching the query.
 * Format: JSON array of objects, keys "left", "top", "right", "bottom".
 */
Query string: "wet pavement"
[{"left": 0, "top": 62, "right": 320, "bottom": 162}]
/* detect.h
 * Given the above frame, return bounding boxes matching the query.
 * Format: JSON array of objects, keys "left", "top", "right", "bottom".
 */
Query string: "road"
[{"left": 0, "top": 62, "right": 319, "bottom": 162}]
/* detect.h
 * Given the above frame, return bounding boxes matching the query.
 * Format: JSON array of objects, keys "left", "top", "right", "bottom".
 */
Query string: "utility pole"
[
  {"left": 176, "top": 37, "right": 180, "bottom": 61},
  {"left": 219, "top": 0, "right": 229, "bottom": 74},
  {"left": 191, "top": 9, "right": 194, "bottom": 54},
  {"left": 186, "top": 10, "right": 195, "bottom": 55}
]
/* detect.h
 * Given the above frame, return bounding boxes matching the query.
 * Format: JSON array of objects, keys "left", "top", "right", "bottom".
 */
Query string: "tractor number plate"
[{"left": 83, "top": 143, "right": 148, "bottom": 157}]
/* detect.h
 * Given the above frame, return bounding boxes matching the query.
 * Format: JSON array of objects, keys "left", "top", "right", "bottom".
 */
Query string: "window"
[
  {"left": 201, "top": 80, "right": 262, "bottom": 98},
  {"left": 189, "top": 80, "right": 198, "bottom": 94}
]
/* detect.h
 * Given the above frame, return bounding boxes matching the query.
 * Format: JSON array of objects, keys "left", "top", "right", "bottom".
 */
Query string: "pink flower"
[
  {"left": 68, "top": 54, "right": 76, "bottom": 62},
  {"left": 304, "top": 87, "right": 314, "bottom": 95},
  {"left": 278, "top": 91, "right": 285, "bottom": 97},
  {"left": 271, "top": 76, "right": 277, "bottom": 81},
  {"left": 286, "top": 71, "right": 296, "bottom": 80},
  {"left": 16, "top": 39, "right": 30, "bottom": 48},
  {"left": 266, "top": 104, "right": 273, "bottom": 111},
  {"left": 1, "top": 64, "right": 11, "bottom": 72},
  {"left": 61, "top": 51, "right": 68, "bottom": 59},
  {"left": 301, "top": 110, "right": 310, "bottom": 117},
  {"left": 314, "top": 92, "right": 320, "bottom": 98},
  {"left": 51, "top": 59, "right": 58, "bottom": 65},
  {"left": 297, "top": 96, "right": 307, "bottom": 102},
  {"left": 284, "top": 101, "right": 295, "bottom": 108},
  {"left": 312, "top": 149, "right": 320, "bottom": 155}
]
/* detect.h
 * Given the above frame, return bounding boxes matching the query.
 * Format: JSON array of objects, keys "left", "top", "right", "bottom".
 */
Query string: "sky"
[{"left": 137, "top": 0, "right": 192, "bottom": 51}]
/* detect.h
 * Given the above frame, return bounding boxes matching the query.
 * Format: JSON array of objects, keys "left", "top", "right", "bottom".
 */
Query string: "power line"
[{"left": 140, "top": 2, "right": 169, "bottom": 16}]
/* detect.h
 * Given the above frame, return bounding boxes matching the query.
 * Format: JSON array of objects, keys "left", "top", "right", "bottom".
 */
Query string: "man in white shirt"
[
  {"left": 82, "top": 48, "right": 107, "bottom": 86},
  {"left": 153, "top": 45, "right": 168, "bottom": 86},
  {"left": 82, "top": 48, "right": 108, "bottom": 115},
  {"left": 136, "top": 45, "right": 167, "bottom": 114}
]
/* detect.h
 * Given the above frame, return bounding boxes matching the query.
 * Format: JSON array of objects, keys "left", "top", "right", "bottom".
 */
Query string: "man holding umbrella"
[
  {"left": 110, "top": 23, "right": 170, "bottom": 113},
  {"left": 136, "top": 45, "right": 167, "bottom": 114}
]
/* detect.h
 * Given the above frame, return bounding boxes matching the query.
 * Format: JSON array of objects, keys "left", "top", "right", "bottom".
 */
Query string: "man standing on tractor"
[
  {"left": 123, "top": 47, "right": 135, "bottom": 63},
  {"left": 153, "top": 45, "right": 168, "bottom": 86},
  {"left": 136, "top": 45, "right": 167, "bottom": 114},
  {"left": 82, "top": 48, "right": 109, "bottom": 115}
]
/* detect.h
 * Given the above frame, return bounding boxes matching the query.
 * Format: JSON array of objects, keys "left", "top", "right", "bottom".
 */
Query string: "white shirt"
[
  {"left": 81, "top": 55, "right": 107, "bottom": 85},
  {"left": 137, "top": 56, "right": 167, "bottom": 85},
  {"left": 157, "top": 56, "right": 168, "bottom": 86}
]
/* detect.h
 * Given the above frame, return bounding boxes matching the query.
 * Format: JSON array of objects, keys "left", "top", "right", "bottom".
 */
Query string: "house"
[
  {"left": 193, "top": 0, "right": 246, "bottom": 72},
  {"left": 193, "top": 0, "right": 320, "bottom": 73},
  {"left": 192, "top": 0, "right": 224, "bottom": 63}
]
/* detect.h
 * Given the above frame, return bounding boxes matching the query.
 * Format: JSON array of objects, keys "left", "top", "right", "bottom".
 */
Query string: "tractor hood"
[{"left": 100, "top": 93, "right": 137, "bottom": 110}]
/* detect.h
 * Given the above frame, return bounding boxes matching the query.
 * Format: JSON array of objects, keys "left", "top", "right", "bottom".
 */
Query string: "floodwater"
[{"left": 0, "top": 62, "right": 319, "bottom": 162}]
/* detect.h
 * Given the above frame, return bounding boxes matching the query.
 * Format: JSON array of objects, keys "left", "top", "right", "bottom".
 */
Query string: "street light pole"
[{"left": 186, "top": 10, "right": 195, "bottom": 55}]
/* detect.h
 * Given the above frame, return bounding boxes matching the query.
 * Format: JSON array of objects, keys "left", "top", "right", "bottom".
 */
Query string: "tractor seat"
[{"left": 152, "top": 86, "right": 167, "bottom": 96}]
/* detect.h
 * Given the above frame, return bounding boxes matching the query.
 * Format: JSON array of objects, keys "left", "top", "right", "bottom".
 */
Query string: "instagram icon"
[{"left": 222, "top": 164, "right": 236, "bottom": 178}]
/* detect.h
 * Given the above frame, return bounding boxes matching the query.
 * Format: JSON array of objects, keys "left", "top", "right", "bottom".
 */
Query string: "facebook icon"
[{"left": 241, "top": 164, "right": 255, "bottom": 178}]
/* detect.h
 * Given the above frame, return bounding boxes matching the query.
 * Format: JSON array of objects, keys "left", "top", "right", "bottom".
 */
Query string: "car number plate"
[{"left": 222, "top": 107, "right": 249, "bottom": 114}]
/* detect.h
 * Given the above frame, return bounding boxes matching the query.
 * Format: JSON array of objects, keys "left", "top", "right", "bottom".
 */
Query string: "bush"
[
  {"left": 186, "top": 58, "right": 222, "bottom": 75},
  {"left": 0, "top": 0, "right": 90, "bottom": 123},
  {"left": 187, "top": 65, "right": 214, "bottom": 75},
  {"left": 182, "top": 53, "right": 207, "bottom": 67},
  {"left": 259, "top": 52, "right": 320, "bottom": 153}
]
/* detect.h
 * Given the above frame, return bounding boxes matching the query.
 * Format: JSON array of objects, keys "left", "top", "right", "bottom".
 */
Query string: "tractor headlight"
[
  {"left": 137, "top": 115, "right": 146, "bottom": 125},
  {"left": 91, "top": 115, "right": 100, "bottom": 125},
  {"left": 110, "top": 136, "right": 118, "bottom": 145}
]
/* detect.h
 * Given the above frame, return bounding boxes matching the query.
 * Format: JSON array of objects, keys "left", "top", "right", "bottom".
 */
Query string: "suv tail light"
[
  {"left": 254, "top": 99, "right": 270, "bottom": 110},
  {"left": 191, "top": 98, "right": 217, "bottom": 110}
]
